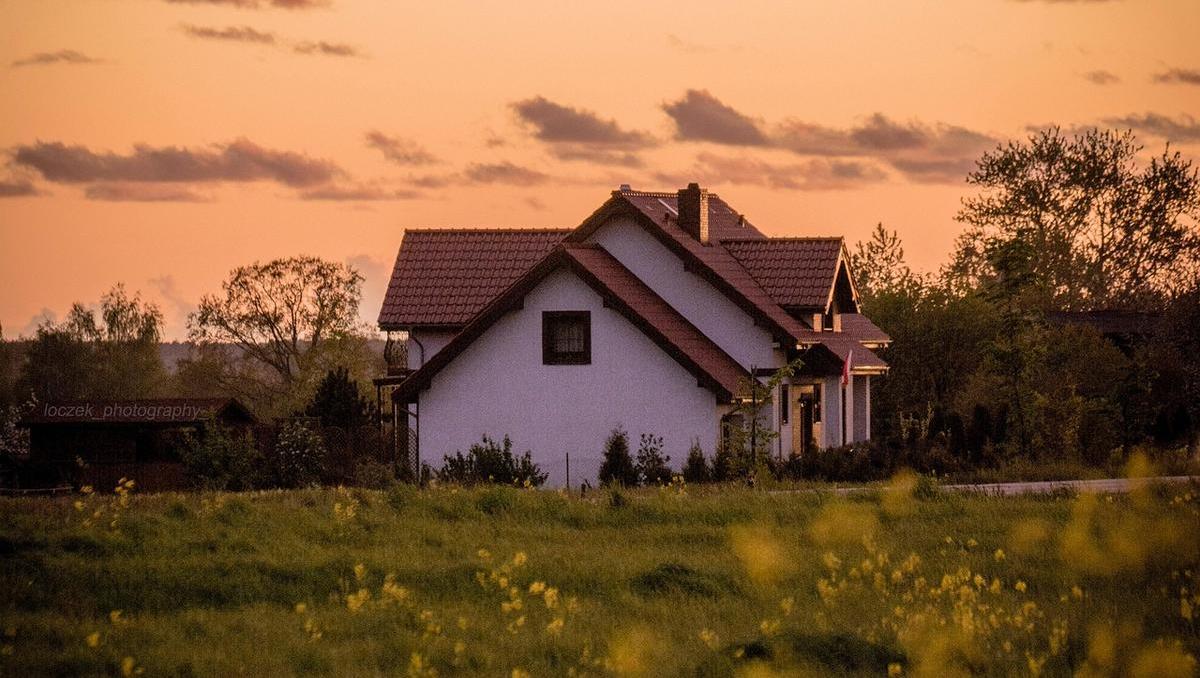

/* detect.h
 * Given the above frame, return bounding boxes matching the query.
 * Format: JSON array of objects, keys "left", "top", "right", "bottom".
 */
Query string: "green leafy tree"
[
  {"left": 851, "top": 223, "right": 919, "bottom": 303},
  {"left": 188, "top": 256, "right": 372, "bottom": 415},
  {"left": 949, "top": 128, "right": 1200, "bottom": 310},
  {"left": 180, "top": 424, "right": 261, "bottom": 491},
  {"left": 272, "top": 420, "right": 327, "bottom": 488},
  {"left": 682, "top": 441, "right": 710, "bottom": 483}
]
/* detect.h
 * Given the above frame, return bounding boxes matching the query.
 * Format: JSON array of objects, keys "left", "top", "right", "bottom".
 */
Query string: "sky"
[{"left": 2, "top": 0, "right": 1199, "bottom": 340}]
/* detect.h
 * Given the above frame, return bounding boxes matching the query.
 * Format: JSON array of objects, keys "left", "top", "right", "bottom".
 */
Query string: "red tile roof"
[
  {"left": 378, "top": 228, "right": 569, "bottom": 328},
  {"left": 722, "top": 238, "right": 845, "bottom": 309},
  {"left": 617, "top": 189, "right": 767, "bottom": 240},
  {"left": 395, "top": 244, "right": 752, "bottom": 402}
]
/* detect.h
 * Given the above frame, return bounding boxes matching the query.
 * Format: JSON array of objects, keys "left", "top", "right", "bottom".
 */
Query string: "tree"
[
  {"left": 949, "top": 128, "right": 1200, "bottom": 310},
  {"left": 188, "top": 256, "right": 368, "bottom": 414},
  {"left": 682, "top": 441, "right": 710, "bottom": 483},
  {"left": 18, "top": 284, "right": 166, "bottom": 401},
  {"left": 304, "top": 367, "right": 373, "bottom": 429},
  {"left": 851, "top": 223, "right": 918, "bottom": 303},
  {"left": 635, "top": 433, "right": 671, "bottom": 485},
  {"left": 437, "top": 435, "right": 547, "bottom": 487},
  {"left": 598, "top": 427, "right": 637, "bottom": 487}
]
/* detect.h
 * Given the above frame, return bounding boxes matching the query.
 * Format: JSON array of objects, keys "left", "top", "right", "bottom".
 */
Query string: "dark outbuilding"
[{"left": 17, "top": 398, "right": 255, "bottom": 492}]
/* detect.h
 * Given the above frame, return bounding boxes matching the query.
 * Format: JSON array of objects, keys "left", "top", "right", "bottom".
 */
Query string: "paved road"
[
  {"left": 938, "top": 475, "right": 1199, "bottom": 496},
  {"left": 812, "top": 475, "right": 1200, "bottom": 497}
]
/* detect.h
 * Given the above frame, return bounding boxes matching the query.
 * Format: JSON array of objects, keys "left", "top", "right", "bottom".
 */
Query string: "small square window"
[{"left": 542, "top": 311, "right": 590, "bottom": 365}]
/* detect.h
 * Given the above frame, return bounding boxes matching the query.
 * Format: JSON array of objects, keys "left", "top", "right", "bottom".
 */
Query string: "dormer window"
[{"left": 542, "top": 311, "right": 591, "bottom": 365}]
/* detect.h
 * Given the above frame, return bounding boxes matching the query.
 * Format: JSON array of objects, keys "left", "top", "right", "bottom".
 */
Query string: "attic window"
[{"left": 542, "top": 311, "right": 591, "bottom": 365}]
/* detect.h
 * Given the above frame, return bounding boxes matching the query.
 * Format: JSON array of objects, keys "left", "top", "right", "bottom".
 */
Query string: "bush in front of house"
[
  {"left": 438, "top": 435, "right": 547, "bottom": 487},
  {"left": 272, "top": 420, "right": 327, "bottom": 488},
  {"left": 636, "top": 433, "right": 672, "bottom": 485},
  {"left": 180, "top": 424, "right": 261, "bottom": 491},
  {"left": 598, "top": 427, "right": 637, "bottom": 487},
  {"left": 682, "top": 441, "right": 710, "bottom": 483}
]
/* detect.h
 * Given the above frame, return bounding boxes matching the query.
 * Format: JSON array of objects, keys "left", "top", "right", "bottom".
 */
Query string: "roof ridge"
[
  {"left": 402, "top": 227, "right": 570, "bottom": 233},
  {"left": 722, "top": 236, "right": 844, "bottom": 243}
]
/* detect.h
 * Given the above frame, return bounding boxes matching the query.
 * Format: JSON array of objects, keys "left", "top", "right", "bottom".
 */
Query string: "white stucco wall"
[
  {"left": 588, "top": 217, "right": 778, "bottom": 370},
  {"left": 407, "top": 330, "right": 458, "bottom": 370},
  {"left": 416, "top": 268, "right": 722, "bottom": 487},
  {"left": 821, "top": 377, "right": 842, "bottom": 448}
]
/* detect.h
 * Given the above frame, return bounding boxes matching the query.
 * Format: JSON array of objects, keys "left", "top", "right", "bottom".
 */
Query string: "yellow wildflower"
[
  {"left": 528, "top": 581, "right": 546, "bottom": 595},
  {"left": 994, "top": 549, "right": 1006, "bottom": 562},
  {"left": 511, "top": 669, "right": 530, "bottom": 678},
  {"left": 512, "top": 552, "right": 527, "bottom": 567},
  {"left": 699, "top": 628, "right": 719, "bottom": 649},
  {"left": 546, "top": 617, "right": 565, "bottom": 635},
  {"left": 294, "top": 603, "right": 307, "bottom": 614},
  {"left": 888, "top": 663, "right": 903, "bottom": 676},
  {"left": 353, "top": 563, "right": 367, "bottom": 582},
  {"left": 86, "top": 631, "right": 100, "bottom": 648},
  {"left": 1015, "top": 580, "right": 1027, "bottom": 593}
]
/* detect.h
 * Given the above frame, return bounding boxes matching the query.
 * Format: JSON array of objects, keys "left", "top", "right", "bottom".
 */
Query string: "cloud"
[
  {"left": 13, "top": 138, "right": 341, "bottom": 187},
  {"left": 511, "top": 96, "right": 652, "bottom": 146},
  {"left": 1152, "top": 68, "right": 1200, "bottom": 86},
  {"left": 147, "top": 274, "right": 195, "bottom": 338},
  {"left": 662, "top": 89, "right": 770, "bottom": 146},
  {"left": 1104, "top": 113, "right": 1200, "bottom": 142},
  {"left": 297, "top": 183, "right": 422, "bottom": 200},
  {"left": 664, "top": 152, "right": 888, "bottom": 191},
  {"left": 293, "top": 41, "right": 361, "bottom": 57},
  {"left": 0, "top": 180, "right": 39, "bottom": 198},
  {"left": 1082, "top": 69, "right": 1120, "bottom": 85},
  {"left": 164, "top": 0, "right": 329, "bottom": 9},
  {"left": 776, "top": 113, "right": 997, "bottom": 182},
  {"left": 11, "top": 49, "right": 101, "bottom": 67},
  {"left": 462, "top": 161, "right": 547, "bottom": 186},
  {"left": 511, "top": 96, "right": 654, "bottom": 166},
  {"left": 364, "top": 131, "right": 437, "bottom": 166},
  {"left": 84, "top": 182, "right": 211, "bottom": 202},
  {"left": 524, "top": 196, "right": 547, "bottom": 211},
  {"left": 181, "top": 24, "right": 276, "bottom": 44}
]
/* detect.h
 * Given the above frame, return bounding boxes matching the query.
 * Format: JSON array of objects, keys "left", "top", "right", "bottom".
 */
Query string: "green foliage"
[
  {"left": 598, "top": 427, "right": 637, "bottom": 487},
  {"left": 272, "top": 421, "right": 327, "bottom": 489},
  {"left": 1, "top": 485, "right": 1196, "bottom": 675},
  {"left": 682, "top": 441, "right": 711, "bottom": 483},
  {"left": 304, "top": 367, "right": 374, "bottom": 429},
  {"left": 179, "top": 424, "right": 260, "bottom": 491},
  {"left": 17, "top": 284, "right": 167, "bottom": 402},
  {"left": 635, "top": 433, "right": 671, "bottom": 486},
  {"left": 437, "top": 435, "right": 547, "bottom": 487}
]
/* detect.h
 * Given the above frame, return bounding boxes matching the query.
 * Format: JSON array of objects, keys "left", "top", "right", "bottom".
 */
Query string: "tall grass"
[{"left": 0, "top": 474, "right": 1196, "bottom": 676}]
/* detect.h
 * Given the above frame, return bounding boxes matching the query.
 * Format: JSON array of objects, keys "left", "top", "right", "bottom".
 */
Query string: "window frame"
[{"left": 542, "top": 310, "right": 591, "bottom": 365}]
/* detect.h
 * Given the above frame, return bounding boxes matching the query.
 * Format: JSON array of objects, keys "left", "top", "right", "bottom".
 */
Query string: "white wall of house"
[
  {"left": 820, "top": 377, "right": 842, "bottom": 448},
  {"left": 416, "top": 268, "right": 722, "bottom": 487},
  {"left": 588, "top": 217, "right": 778, "bottom": 370},
  {"left": 853, "top": 375, "right": 870, "bottom": 442},
  {"left": 406, "top": 330, "right": 458, "bottom": 370}
]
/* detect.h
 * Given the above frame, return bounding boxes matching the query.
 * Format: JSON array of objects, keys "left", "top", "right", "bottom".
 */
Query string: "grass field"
[{"left": 1, "top": 474, "right": 1198, "bottom": 677}]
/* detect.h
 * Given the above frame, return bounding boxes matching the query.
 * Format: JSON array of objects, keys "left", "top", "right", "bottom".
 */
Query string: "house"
[
  {"left": 377, "top": 185, "right": 889, "bottom": 484},
  {"left": 17, "top": 398, "right": 256, "bottom": 491}
]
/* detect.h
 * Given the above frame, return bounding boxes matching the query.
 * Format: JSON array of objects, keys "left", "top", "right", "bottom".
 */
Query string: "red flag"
[{"left": 841, "top": 349, "right": 853, "bottom": 386}]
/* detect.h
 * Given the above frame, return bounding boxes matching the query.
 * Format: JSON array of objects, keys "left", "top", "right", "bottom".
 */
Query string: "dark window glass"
[
  {"left": 542, "top": 311, "right": 591, "bottom": 365},
  {"left": 780, "top": 385, "right": 790, "bottom": 424}
]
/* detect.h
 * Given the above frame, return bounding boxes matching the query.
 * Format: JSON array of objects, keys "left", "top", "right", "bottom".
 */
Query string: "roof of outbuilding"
[
  {"left": 394, "top": 243, "right": 753, "bottom": 402},
  {"left": 378, "top": 228, "right": 570, "bottom": 328},
  {"left": 722, "top": 238, "right": 845, "bottom": 309}
]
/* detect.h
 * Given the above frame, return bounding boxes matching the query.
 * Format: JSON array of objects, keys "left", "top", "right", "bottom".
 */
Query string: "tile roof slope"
[
  {"left": 618, "top": 190, "right": 767, "bottom": 240},
  {"left": 615, "top": 189, "right": 887, "bottom": 371},
  {"left": 378, "top": 228, "right": 570, "bottom": 328},
  {"left": 721, "top": 238, "right": 844, "bottom": 309},
  {"left": 564, "top": 243, "right": 751, "bottom": 397}
]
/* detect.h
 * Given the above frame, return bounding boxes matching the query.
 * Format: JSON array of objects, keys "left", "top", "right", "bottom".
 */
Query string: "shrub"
[
  {"left": 682, "top": 441, "right": 711, "bottom": 483},
  {"left": 273, "top": 420, "right": 327, "bottom": 488},
  {"left": 598, "top": 427, "right": 638, "bottom": 487},
  {"left": 179, "top": 424, "right": 260, "bottom": 491},
  {"left": 636, "top": 433, "right": 672, "bottom": 485},
  {"left": 352, "top": 459, "right": 396, "bottom": 489},
  {"left": 437, "top": 435, "right": 547, "bottom": 487}
]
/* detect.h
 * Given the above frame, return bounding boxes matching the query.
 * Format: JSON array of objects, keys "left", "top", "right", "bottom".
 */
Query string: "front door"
[{"left": 791, "top": 385, "right": 817, "bottom": 456}]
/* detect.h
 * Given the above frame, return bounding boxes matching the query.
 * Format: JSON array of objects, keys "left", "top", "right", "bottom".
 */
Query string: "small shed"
[{"left": 18, "top": 398, "right": 256, "bottom": 492}]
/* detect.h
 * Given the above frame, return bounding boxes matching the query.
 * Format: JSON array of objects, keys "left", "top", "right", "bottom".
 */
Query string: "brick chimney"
[{"left": 676, "top": 182, "right": 709, "bottom": 244}]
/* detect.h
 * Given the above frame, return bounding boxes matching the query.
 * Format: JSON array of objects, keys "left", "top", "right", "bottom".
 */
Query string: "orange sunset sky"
[{"left": 2, "top": 0, "right": 1199, "bottom": 340}]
